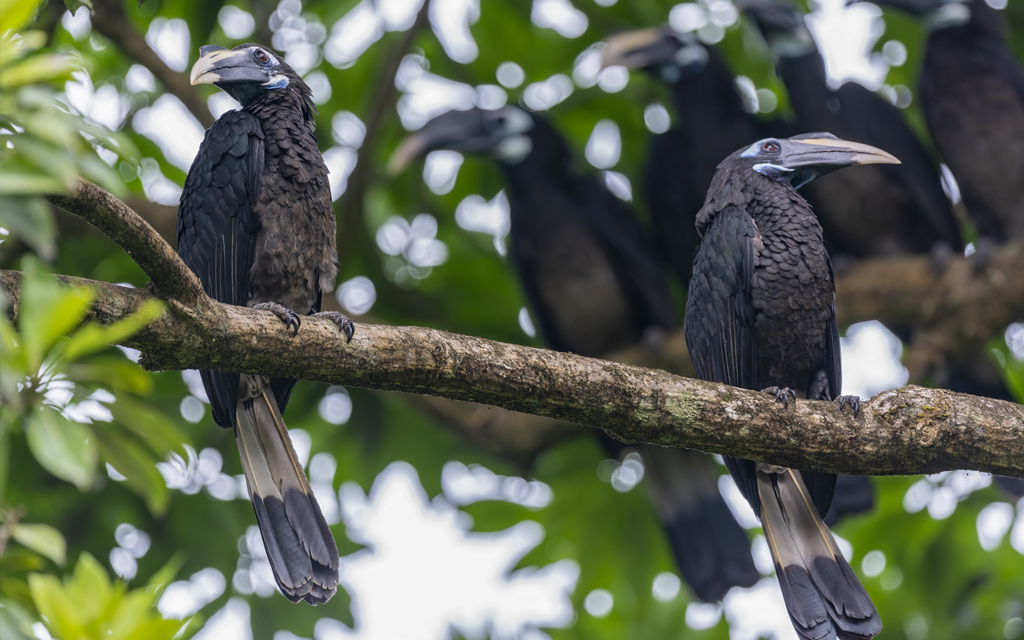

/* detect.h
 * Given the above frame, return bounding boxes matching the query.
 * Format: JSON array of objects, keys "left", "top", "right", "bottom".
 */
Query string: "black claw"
[
  {"left": 314, "top": 311, "right": 356, "bottom": 344},
  {"left": 837, "top": 395, "right": 861, "bottom": 417},
  {"left": 763, "top": 386, "right": 796, "bottom": 409},
  {"left": 254, "top": 302, "right": 302, "bottom": 336}
]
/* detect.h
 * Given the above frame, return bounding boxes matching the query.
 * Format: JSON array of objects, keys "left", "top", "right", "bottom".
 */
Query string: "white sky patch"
[
  {"left": 724, "top": 578, "right": 799, "bottom": 640},
  {"left": 62, "top": 6, "right": 91, "bottom": 40},
  {"left": 572, "top": 44, "right": 604, "bottom": 88},
  {"left": 531, "top": 0, "right": 588, "bottom": 39},
  {"left": 585, "top": 119, "right": 621, "bottom": 169},
  {"left": 807, "top": 0, "right": 888, "bottom": 89},
  {"left": 977, "top": 502, "right": 1015, "bottom": 551},
  {"left": 324, "top": 0, "right": 385, "bottom": 68},
  {"left": 455, "top": 190, "right": 511, "bottom": 255},
  {"left": 159, "top": 568, "right": 227, "bottom": 618},
  {"left": 519, "top": 307, "right": 536, "bottom": 338},
  {"left": 125, "top": 64, "right": 155, "bottom": 94},
  {"left": 686, "top": 601, "right": 722, "bottom": 629},
  {"left": 603, "top": 171, "right": 632, "bottom": 202},
  {"left": 319, "top": 387, "right": 354, "bottom": 427},
  {"left": 840, "top": 321, "right": 908, "bottom": 399},
  {"left": 218, "top": 5, "right": 256, "bottom": 40},
  {"left": 395, "top": 55, "right": 478, "bottom": 130},
  {"left": 270, "top": 2, "right": 327, "bottom": 76},
  {"left": 305, "top": 71, "right": 332, "bottom": 104},
  {"left": 424, "top": 150, "right": 465, "bottom": 194},
  {"left": 337, "top": 276, "right": 377, "bottom": 315},
  {"left": 332, "top": 111, "right": 367, "bottom": 148},
  {"left": 380, "top": 0, "right": 424, "bottom": 31},
  {"left": 431, "top": 0, "right": 481, "bottom": 63},
  {"left": 208, "top": 92, "right": 241, "bottom": 119},
  {"left": 476, "top": 84, "right": 508, "bottom": 110},
  {"left": 138, "top": 158, "right": 183, "bottom": 205},
  {"left": 442, "top": 461, "right": 553, "bottom": 509},
  {"left": 63, "top": 71, "right": 130, "bottom": 132},
  {"left": 323, "top": 146, "right": 358, "bottom": 201},
  {"left": 330, "top": 462, "right": 579, "bottom": 639},
  {"left": 497, "top": 62, "right": 525, "bottom": 89},
  {"left": 146, "top": 18, "right": 191, "bottom": 73},
  {"left": 644, "top": 103, "right": 671, "bottom": 134},
  {"left": 191, "top": 598, "right": 252, "bottom": 640},
  {"left": 522, "top": 73, "right": 573, "bottom": 111},
  {"left": 597, "top": 65, "right": 629, "bottom": 93},
  {"left": 133, "top": 94, "right": 205, "bottom": 172}
]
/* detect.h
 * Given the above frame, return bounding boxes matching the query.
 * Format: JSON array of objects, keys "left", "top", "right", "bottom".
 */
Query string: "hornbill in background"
[
  {"left": 179, "top": 43, "right": 353, "bottom": 604},
  {"left": 602, "top": 27, "right": 777, "bottom": 285},
  {"left": 739, "top": 0, "right": 964, "bottom": 262},
  {"left": 389, "top": 106, "right": 761, "bottom": 602},
  {"left": 603, "top": 26, "right": 873, "bottom": 526},
  {"left": 850, "top": 0, "right": 1024, "bottom": 243},
  {"left": 684, "top": 133, "right": 897, "bottom": 639}
]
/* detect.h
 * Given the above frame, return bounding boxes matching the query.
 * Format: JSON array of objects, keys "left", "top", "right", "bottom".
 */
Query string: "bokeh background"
[{"left": 2, "top": 0, "right": 1024, "bottom": 639}]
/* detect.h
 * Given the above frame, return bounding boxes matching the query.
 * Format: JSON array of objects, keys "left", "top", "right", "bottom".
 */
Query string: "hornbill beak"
[
  {"left": 601, "top": 26, "right": 675, "bottom": 69},
  {"left": 190, "top": 45, "right": 266, "bottom": 86},
  {"left": 780, "top": 134, "right": 901, "bottom": 170},
  {"left": 387, "top": 109, "right": 490, "bottom": 175}
]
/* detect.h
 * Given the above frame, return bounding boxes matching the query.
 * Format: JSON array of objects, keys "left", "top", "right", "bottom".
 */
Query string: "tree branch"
[
  {"left": 1, "top": 269, "right": 1022, "bottom": 479},
  {"left": 46, "top": 180, "right": 207, "bottom": 307},
  {"left": 89, "top": 0, "right": 215, "bottom": 129}
]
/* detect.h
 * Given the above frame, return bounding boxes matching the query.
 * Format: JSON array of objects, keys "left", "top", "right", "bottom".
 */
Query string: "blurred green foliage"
[{"left": 1, "top": 0, "right": 1022, "bottom": 639}]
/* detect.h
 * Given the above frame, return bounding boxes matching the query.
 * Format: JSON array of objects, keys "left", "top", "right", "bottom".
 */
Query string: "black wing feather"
[{"left": 177, "top": 111, "right": 264, "bottom": 427}]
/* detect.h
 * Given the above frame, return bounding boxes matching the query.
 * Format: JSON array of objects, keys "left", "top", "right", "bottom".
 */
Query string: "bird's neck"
[
  {"left": 931, "top": 0, "right": 1006, "bottom": 38},
  {"left": 245, "top": 88, "right": 317, "bottom": 131}
]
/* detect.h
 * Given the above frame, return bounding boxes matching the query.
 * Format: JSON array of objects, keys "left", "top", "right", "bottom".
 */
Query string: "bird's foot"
[
  {"left": 970, "top": 237, "right": 997, "bottom": 274},
  {"left": 313, "top": 311, "right": 355, "bottom": 343},
  {"left": 835, "top": 394, "right": 861, "bottom": 417},
  {"left": 762, "top": 386, "right": 797, "bottom": 409},
  {"left": 928, "top": 242, "right": 954, "bottom": 275},
  {"left": 253, "top": 302, "right": 301, "bottom": 336}
]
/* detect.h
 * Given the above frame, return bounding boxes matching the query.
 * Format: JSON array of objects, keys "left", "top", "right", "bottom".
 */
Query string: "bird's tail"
[
  {"left": 642, "top": 445, "right": 760, "bottom": 601},
  {"left": 235, "top": 375, "right": 339, "bottom": 604},
  {"left": 758, "top": 467, "right": 880, "bottom": 640}
]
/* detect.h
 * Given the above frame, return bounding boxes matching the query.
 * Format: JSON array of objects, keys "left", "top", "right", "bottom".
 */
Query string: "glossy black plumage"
[
  {"left": 684, "top": 134, "right": 889, "bottom": 639},
  {"left": 604, "top": 29, "right": 776, "bottom": 284},
  {"left": 742, "top": 0, "right": 964, "bottom": 259},
  {"left": 178, "top": 43, "right": 342, "bottom": 604},
  {"left": 862, "top": 0, "right": 1024, "bottom": 241},
  {"left": 391, "top": 106, "right": 759, "bottom": 602}
]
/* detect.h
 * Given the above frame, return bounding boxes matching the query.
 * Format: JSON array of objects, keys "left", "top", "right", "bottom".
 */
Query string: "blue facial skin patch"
[
  {"left": 264, "top": 75, "right": 289, "bottom": 89},
  {"left": 753, "top": 162, "right": 793, "bottom": 177}
]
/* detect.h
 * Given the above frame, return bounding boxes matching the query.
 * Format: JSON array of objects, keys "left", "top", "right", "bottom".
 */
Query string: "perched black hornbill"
[
  {"left": 179, "top": 43, "right": 353, "bottom": 604},
  {"left": 685, "top": 133, "right": 897, "bottom": 639},
  {"left": 739, "top": 0, "right": 964, "bottom": 260},
  {"left": 851, "top": 0, "right": 1024, "bottom": 243},
  {"left": 390, "top": 106, "right": 761, "bottom": 602},
  {"left": 603, "top": 26, "right": 874, "bottom": 526},
  {"left": 602, "top": 27, "right": 777, "bottom": 285}
]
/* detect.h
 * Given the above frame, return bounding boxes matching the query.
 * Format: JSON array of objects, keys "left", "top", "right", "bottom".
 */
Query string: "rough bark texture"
[
  {"left": 2, "top": 269, "right": 1022, "bottom": 479},
  {"left": 21, "top": 180, "right": 1024, "bottom": 475}
]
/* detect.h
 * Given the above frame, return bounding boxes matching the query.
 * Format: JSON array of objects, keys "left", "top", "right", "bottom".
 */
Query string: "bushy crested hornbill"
[
  {"left": 851, "top": 0, "right": 1024, "bottom": 243},
  {"left": 604, "top": 26, "right": 874, "bottom": 525},
  {"left": 390, "top": 106, "right": 760, "bottom": 602},
  {"left": 685, "top": 133, "right": 897, "bottom": 639},
  {"left": 740, "top": 0, "right": 964, "bottom": 260},
  {"left": 179, "top": 43, "right": 353, "bottom": 604},
  {"left": 601, "top": 27, "right": 777, "bottom": 285}
]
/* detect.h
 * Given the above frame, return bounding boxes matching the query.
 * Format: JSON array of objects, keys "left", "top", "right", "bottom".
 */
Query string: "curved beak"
[
  {"left": 781, "top": 135, "right": 900, "bottom": 170},
  {"left": 602, "top": 27, "right": 671, "bottom": 69},
  {"left": 387, "top": 109, "right": 489, "bottom": 175},
  {"left": 190, "top": 45, "right": 265, "bottom": 86}
]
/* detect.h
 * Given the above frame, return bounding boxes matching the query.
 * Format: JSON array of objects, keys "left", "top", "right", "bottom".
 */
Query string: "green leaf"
[
  {"left": 0, "top": 196, "right": 56, "bottom": 261},
  {"left": 10, "top": 523, "right": 67, "bottom": 566},
  {"left": 27, "top": 572, "right": 80, "bottom": 637},
  {"left": 93, "top": 424, "right": 171, "bottom": 515},
  {"left": 0, "top": 0, "right": 46, "bottom": 34},
  {"left": 65, "top": 552, "right": 113, "bottom": 623},
  {"left": 66, "top": 356, "right": 154, "bottom": 395},
  {"left": 62, "top": 299, "right": 165, "bottom": 362},
  {"left": 0, "top": 599, "right": 37, "bottom": 640},
  {"left": 25, "top": 406, "right": 97, "bottom": 489},
  {"left": 0, "top": 171, "right": 66, "bottom": 196},
  {"left": 18, "top": 258, "right": 94, "bottom": 373},
  {"left": 0, "top": 53, "right": 75, "bottom": 89},
  {"left": 107, "top": 394, "right": 191, "bottom": 458}
]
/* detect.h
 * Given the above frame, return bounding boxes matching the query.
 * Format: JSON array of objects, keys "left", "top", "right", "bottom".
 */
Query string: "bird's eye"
[
  {"left": 761, "top": 141, "right": 780, "bottom": 153},
  {"left": 254, "top": 49, "right": 270, "bottom": 64}
]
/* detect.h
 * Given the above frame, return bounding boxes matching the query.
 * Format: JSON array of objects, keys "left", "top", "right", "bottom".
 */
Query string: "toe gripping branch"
[
  {"left": 763, "top": 386, "right": 797, "bottom": 409},
  {"left": 313, "top": 311, "right": 356, "bottom": 343},
  {"left": 253, "top": 302, "right": 302, "bottom": 335},
  {"left": 836, "top": 395, "right": 861, "bottom": 417}
]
